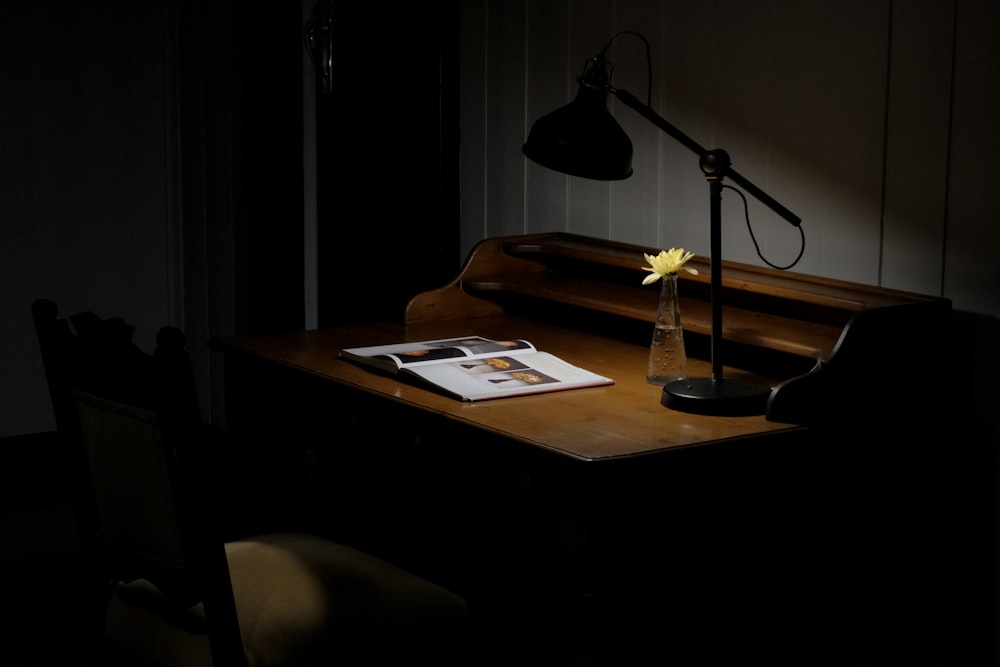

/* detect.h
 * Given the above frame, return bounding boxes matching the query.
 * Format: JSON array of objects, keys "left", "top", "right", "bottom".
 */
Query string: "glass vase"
[{"left": 647, "top": 273, "right": 688, "bottom": 385}]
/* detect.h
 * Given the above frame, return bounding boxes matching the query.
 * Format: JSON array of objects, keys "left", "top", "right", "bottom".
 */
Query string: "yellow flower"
[{"left": 641, "top": 248, "right": 699, "bottom": 285}]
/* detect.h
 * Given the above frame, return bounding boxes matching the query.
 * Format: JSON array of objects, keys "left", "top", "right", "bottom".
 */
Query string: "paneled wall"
[
  {"left": 1, "top": 1, "right": 179, "bottom": 437},
  {"left": 458, "top": 0, "right": 1000, "bottom": 318},
  {"left": 4, "top": 0, "right": 997, "bottom": 441},
  {"left": 0, "top": 1, "right": 302, "bottom": 439}
]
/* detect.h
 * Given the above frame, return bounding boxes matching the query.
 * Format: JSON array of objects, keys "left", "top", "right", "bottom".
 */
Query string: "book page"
[
  {"left": 341, "top": 336, "right": 535, "bottom": 372},
  {"left": 403, "top": 351, "right": 614, "bottom": 401}
]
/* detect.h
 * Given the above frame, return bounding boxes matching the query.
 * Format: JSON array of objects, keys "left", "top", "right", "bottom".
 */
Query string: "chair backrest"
[
  {"left": 33, "top": 299, "right": 219, "bottom": 573},
  {"left": 74, "top": 390, "right": 203, "bottom": 601},
  {"left": 32, "top": 299, "right": 204, "bottom": 559},
  {"left": 73, "top": 382, "right": 246, "bottom": 667},
  {"left": 32, "top": 298, "right": 82, "bottom": 436},
  {"left": 34, "top": 299, "right": 246, "bottom": 664},
  {"left": 32, "top": 298, "right": 202, "bottom": 432}
]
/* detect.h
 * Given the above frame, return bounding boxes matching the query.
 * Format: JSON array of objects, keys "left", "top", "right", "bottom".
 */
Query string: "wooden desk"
[
  {"left": 210, "top": 234, "right": 961, "bottom": 665},
  {"left": 211, "top": 316, "right": 803, "bottom": 461},
  {"left": 211, "top": 319, "right": 816, "bottom": 663}
]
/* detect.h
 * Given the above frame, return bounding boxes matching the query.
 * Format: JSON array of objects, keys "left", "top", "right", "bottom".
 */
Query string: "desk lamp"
[{"left": 523, "top": 31, "right": 803, "bottom": 417}]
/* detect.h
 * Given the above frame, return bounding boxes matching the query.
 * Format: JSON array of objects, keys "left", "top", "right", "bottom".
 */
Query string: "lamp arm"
[
  {"left": 611, "top": 87, "right": 707, "bottom": 157},
  {"left": 611, "top": 87, "right": 802, "bottom": 227}
]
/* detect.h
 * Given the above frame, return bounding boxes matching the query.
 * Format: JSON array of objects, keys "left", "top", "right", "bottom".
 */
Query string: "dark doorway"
[
  {"left": 179, "top": 1, "right": 461, "bottom": 335},
  {"left": 178, "top": 0, "right": 307, "bottom": 337},
  {"left": 312, "top": 1, "right": 461, "bottom": 326}
]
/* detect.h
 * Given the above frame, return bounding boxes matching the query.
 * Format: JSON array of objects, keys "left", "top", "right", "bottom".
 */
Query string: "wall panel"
[
  {"left": 946, "top": 0, "right": 1000, "bottom": 317},
  {"left": 485, "top": 0, "right": 528, "bottom": 239},
  {"left": 606, "top": 1, "right": 665, "bottom": 247},
  {"left": 658, "top": 1, "right": 719, "bottom": 255},
  {"left": 565, "top": 0, "right": 619, "bottom": 239},
  {"left": 525, "top": 0, "right": 572, "bottom": 236},
  {"left": 459, "top": 1, "right": 489, "bottom": 257},
  {"left": 882, "top": 1, "right": 954, "bottom": 296},
  {"left": 462, "top": 0, "right": 997, "bottom": 319},
  {"left": 1, "top": 0, "right": 175, "bottom": 437}
]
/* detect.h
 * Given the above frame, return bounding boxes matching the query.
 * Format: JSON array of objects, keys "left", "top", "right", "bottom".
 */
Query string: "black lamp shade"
[{"left": 522, "top": 82, "right": 633, "bottom": 181}]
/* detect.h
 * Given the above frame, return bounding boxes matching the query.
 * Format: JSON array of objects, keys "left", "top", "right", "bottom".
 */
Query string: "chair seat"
[{"left": 106, "top": 532, "right": 469, "bottom": 667}]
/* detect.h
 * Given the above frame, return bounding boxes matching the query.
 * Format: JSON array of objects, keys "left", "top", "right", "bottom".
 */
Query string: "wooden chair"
[
  {"left": 33, "top": 300, "right": 470, "bottom": 665},
  {"left": 73, "top": 388, "right": 469, "bottom": 666}
]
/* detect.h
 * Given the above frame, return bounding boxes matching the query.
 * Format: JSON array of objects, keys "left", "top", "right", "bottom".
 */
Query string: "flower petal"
[{"left": 640, "top": 247, "right": 696, "bottom": 283}]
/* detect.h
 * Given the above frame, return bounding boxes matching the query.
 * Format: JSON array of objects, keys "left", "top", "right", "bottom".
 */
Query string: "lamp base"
[{"left": 661, "top": 377, "right": 771, "bottom": 416}]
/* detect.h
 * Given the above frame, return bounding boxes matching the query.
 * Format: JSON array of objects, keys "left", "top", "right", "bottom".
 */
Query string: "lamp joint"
[{"left": 700, "top": 149, "right": 732, "bottom": 181}]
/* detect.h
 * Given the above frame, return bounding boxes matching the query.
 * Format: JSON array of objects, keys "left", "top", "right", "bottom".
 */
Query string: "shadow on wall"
[
  {"left": 951, "top": 309, "right": 1000, "bottom": 665},
  {"left": 953, "top": 310, "right": 1000, "bottom": 443}
]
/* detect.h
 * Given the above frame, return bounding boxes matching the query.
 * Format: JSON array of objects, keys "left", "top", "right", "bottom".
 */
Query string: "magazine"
[{"left": 339, "top": 335, "right": 614, "bottom": 401}]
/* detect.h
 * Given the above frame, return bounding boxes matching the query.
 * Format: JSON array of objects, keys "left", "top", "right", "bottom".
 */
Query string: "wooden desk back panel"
[
  {"left": 405, "top": 233, "right": 950, "bottom": 425},
  {"left": 212, "top": 233, "right": 948, "bottom": 459}
]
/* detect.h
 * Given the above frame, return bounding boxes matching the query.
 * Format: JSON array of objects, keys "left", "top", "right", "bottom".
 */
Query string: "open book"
[{"left": 339, "top": 335, "right": 614, "bottom": 401}]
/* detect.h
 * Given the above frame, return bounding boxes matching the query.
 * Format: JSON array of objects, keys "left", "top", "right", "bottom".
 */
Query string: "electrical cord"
[
  {"left": 723, "top": 184, "right": 805, "bottom": 270},
  {"left": 599, "top": 31, "right": 653, "bottom": 106}
]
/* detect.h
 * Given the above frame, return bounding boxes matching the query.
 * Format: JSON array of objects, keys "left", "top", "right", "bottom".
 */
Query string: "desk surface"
[{"left": 211, "top": 315, "right": 803, "bottom": 462}]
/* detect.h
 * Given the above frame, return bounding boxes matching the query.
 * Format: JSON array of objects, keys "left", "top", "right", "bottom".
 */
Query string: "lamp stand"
[
  {"left": 609, "top": 89, "right": 798, "bottom": 416},
  {"left": 520, "top": 52, "right": 801, "bottom": 417},
  {"left": 660, "top": 150, "right": 772, "bottom": 416}
]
